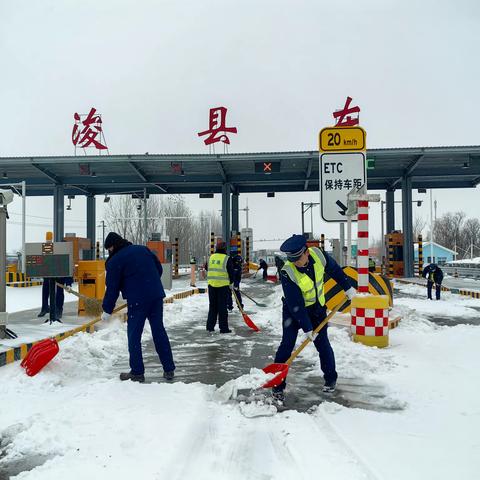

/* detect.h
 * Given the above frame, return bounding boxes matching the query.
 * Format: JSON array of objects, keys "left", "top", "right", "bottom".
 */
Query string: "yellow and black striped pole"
[
  {"left": 418, "top": 234, "right": 423, "bottom": 277},
  {"left": 387, "top": 235, "right": 394, "bottom": 277},
  {"left": 174, "top": 238, "right": 179, "bottom": 277},
  {"left": 237, "top": 234, "right": 242, "bottom": 257},
  {"left": 245, "top": 236, "right": 250, "bottom": 271},
  {"left": 96, "top": 241, "right": 100, "bottom": 260},
  {"left": 320, "top": 233, "right": 325, "bottom": 250}
]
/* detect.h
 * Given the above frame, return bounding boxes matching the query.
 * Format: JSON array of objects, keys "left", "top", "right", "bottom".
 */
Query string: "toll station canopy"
[{"left": 0, "top": 145, "right": 479, "bottom": 196}]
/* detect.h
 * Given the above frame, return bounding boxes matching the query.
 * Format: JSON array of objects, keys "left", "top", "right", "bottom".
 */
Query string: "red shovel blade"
[
  {"left": 262, "top": 363, "right": 289, "bottom": 388},
  {"left": 266, "top": 275, "right": 278, "bottom": 283},
  {"left": 21, "top": 339, "right": 59, "bottom": 376},
  {"left": 242, "top": 312, "right": 260, "bottom": 332}
]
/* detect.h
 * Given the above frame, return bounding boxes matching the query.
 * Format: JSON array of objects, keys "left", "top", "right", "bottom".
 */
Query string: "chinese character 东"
[
  {"left": 197, "top": 107, "right": 238, "bottom": 145},
  {"left": 72, "top": 107, "right": 108, "bottom": 150},
  {"left": 333, "top": 96, "right": 360, "bottom": 127}
]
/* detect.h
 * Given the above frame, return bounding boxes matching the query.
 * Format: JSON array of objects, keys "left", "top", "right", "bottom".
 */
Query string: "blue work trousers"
[
  {"left": 127, "top": 297, "right": 175, "bottom": 375},
  {"left": 274, "top": 304, "right": 337, "bottom": 390},
  {"left": 427, "top": 281, "right": 441, "bottom": 300},
  {"left": 41, "top": 280, "right": 64, "bottom": 311}
]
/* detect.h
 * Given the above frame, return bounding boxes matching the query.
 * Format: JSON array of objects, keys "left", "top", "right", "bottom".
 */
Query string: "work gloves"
[
  {"left": 303, "top": 331, "right": 318, "bottom": 343},
  {"left": 345, "top": 287, "right": 356, "bottom": 300},
  {"left": 101, "top": 312, "right": 112, "bottom": 322}
]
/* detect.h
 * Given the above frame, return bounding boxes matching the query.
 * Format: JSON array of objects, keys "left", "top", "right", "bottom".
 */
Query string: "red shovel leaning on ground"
[
  {"left": 262, "top": 300, "right": 345, "bottom": 388},
  {"left": 21, "top": 302, "right": 128, "bottom": 377},
  {"left": 230, "top": 285, "right": 260, "bottom": 332}
]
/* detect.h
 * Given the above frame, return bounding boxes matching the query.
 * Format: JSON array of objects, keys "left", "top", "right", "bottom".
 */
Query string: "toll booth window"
[{"left": 392, "top": 246, "right": 403, "bottom": 261}]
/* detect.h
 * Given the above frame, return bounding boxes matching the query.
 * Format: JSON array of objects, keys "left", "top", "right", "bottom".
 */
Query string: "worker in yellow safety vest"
[
  {"left": 271, "top": 234, "right": 356, "bottom": 403},
  {"left": 206, "top": 241, "right": 234, "bottom": 333}
]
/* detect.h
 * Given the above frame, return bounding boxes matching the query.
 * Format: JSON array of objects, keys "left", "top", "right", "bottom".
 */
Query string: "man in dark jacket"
[
  {"left": 206, "top": 241, "right": 234, "bottom": 333},
  {"left": 227, "top": 254, "right": 244, "bottom": 310},
  {"left": 101, "top": 232, "right": 175, "bottom": 383},
  {"left": 257, "top": 259, "right": 269, "bottom": 280},
  {"left": 272, "top": 234, "right": 356, "bottom": 402},
  {"left": 422, "top": 263, "right": 444, "bottom": 300}
]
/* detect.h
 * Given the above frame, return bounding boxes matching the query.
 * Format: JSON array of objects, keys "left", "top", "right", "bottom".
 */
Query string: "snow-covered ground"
[
  {"left": 0, "top": 281, "right": 479, "bottom": 479},
  {"left": 6, "top": 285, "right": 79, "bottom": 314}
]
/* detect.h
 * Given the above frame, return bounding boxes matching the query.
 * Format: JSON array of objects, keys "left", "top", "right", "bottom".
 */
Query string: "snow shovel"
[
  {"left": 230, "top": 285, "right": 260, "bottom": 332},
  {"left": 266, "top": 274, "right": 278, "bottom": 283},
  {"left": 56, "top": 282, "right": 103, "bottom": 317},
  {"left": 261, "top": 300, "right": 344, "bottom": 388},
  {"left": 21, "top": 302, "right": 128, "bottom": 377},
  {"left": 239, "top": 289, "right": 267, "bottom": 308}
]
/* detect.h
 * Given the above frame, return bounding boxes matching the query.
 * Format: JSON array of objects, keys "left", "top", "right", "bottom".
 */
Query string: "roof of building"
[
  {"left": 0, "top": 145, "right": 479, "bottom": 196},
  {"left": 415, "top": 241, "right": 457, "bottom": 254}
]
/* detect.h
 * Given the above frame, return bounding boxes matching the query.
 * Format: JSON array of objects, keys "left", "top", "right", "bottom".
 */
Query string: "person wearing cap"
[
  {"left": 272, "top": 234, "right": 356, "bottom": 401},
  {"left": 206, "top": 241, "right": 235, "bottom": 333},
  {"left": 227, "top": 253, "right": 244, "bottom": 311},
  {"left": 422, "top": 263, "right": 444, "bottom": 300},
  {"left": 101, "top": 232, "right": 175, "bottom": 383}
]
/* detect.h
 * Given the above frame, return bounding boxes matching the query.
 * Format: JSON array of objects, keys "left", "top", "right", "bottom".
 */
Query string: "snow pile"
[{"left": 214, "top": 368, "right": 275, "bottom": 402}]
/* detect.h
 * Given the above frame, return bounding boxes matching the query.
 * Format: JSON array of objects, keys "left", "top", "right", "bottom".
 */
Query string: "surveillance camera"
[{"left": 0, "top": 189, "right": 14, "bottom": 206}]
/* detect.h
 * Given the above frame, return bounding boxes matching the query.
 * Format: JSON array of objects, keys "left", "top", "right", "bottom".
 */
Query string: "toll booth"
[
  {"left": 147, "top": 241, "right": 172, "bottom": 291},
  {"left": 77, "top": 260, "right": 106, "bottom": 316},
  {"left": 64, "top": 234, "right": 91, "bottom": 279},
  {"left": 147, "top": 241, "right": 172, "bottom": 263},
  {"left": 306, "top": 239, "right": 320, "bottom": 249},
  {"left": 386, "top": 231, "right": 404, "bottom": 277}
]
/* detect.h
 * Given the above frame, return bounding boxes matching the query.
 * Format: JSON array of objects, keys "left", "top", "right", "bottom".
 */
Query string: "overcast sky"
[{"left": 1, "top": 0, "right": 479, "bottom": 253}]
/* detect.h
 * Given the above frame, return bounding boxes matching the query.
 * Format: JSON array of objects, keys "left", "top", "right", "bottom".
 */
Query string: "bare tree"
[
  {"left": 433, "top": 212, "right": 465, "bottom": 250},
  {"left": 413, "top": 215, "right": 427, "bottom": 241},
  {"left": 104, "top": 195, "right": 162, "bottom": 244},
  {"left": 461, "top": 218, "right": 480, "bottom": 258},
  {"left": 104, "top": 194, "right": 222, "bottom": 264}
]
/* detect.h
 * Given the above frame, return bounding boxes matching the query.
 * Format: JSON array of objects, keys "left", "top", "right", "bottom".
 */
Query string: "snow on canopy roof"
[{"left": 414, "top": 241, "right": 457, "bottom": 255}]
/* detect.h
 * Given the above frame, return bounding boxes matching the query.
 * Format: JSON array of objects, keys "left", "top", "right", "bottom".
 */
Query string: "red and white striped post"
[{"left": 357, "top": 200, "right": 369, "bottom": 293}]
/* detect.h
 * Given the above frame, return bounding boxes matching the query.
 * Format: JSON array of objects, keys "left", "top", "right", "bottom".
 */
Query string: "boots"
[
  {"left": 37, "top": 307, "right": 50, "bottom": 317},
  {"left": 163, "top": 371, "right": 175, "bottom": 381},
  {"left": 119, "top": 372, "right": 145, "bottom": 383}
]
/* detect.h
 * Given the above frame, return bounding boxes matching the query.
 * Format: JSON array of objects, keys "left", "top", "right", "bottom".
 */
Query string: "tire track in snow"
[{"left": 312, "top": 408, "right": 382, "bottom": 480}]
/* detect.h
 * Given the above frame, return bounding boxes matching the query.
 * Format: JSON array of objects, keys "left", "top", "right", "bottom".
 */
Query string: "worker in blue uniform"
[
  {"left": 422, "top": 263, "right": 444, "bottom": 300},
  {"left": 272, "top": 234, "right": 356, "bottom": 401},
  {"left": 206, "top": 241, "right": 235, "bottom": 333},
  {"left": 257, "top": 259, "right": 269, "bottom": 280},
  {"left": 227, "top": 253, "right": 244, "bottom": 310},
  {"left": 101, "top": 232, "right": 175, "bottom": 383}
]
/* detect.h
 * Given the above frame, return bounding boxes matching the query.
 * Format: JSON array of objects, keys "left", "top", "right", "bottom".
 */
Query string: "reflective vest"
[
  {"left": 207, "top": 253, "right": 229, "bottom": 287},
  {"left": 281, "top": 247, "right": 326, "bottom": 306}
]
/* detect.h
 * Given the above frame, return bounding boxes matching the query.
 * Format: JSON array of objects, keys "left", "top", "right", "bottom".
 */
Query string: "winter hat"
[{"left": 104, "top": 232, "right": 124, "bottom": 249}]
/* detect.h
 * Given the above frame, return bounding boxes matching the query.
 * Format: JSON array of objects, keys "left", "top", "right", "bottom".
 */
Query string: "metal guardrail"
[{"left": 442, "top": 265, "right": 480, "bottom": 279}]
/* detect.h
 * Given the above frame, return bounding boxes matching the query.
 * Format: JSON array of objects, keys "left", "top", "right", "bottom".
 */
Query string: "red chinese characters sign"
[
  {"left": 197, "top": 107, "right": 237, "bottom": 145},
  {"left": 333, "top": 96, "right": 360, "bottom": 127},
  {"left": 72, "top": 107, "right": 108, "bottom": 151}
]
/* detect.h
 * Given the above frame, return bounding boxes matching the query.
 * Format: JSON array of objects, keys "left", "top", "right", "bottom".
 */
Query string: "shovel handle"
[{"left": 285, "top": 298, "right": 346, "bottom": 366}]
